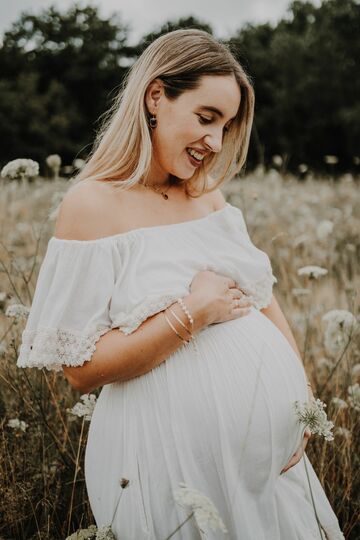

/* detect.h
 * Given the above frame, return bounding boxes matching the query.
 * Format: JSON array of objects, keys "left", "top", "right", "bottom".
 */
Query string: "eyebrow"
[{"left": 199, "top": 106, "right": 237, "bottom": 121}]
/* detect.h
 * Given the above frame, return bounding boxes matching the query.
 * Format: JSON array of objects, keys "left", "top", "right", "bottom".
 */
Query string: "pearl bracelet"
[{"left": 176, "top": 297, "right": 198, "bottom": 354}]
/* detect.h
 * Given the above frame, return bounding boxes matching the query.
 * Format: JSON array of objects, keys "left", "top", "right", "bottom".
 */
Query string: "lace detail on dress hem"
[{"left": 17, "top": 326, "right": 111, "bottom": 372}]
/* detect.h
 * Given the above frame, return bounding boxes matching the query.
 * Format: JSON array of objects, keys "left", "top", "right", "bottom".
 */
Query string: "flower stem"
[
  {"left": 303, "top": 454, "right": 325, "bottom": 539},
  {"left": 164, "top": 511, "right": 195, "bottom": 540}
]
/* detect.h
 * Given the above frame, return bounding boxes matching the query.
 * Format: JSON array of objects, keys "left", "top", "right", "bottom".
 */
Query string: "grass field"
[{"left": 0, "top": 168, "right": 359, "bottom": 539}]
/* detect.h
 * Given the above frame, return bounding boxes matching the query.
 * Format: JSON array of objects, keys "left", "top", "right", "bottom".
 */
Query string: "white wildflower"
[
  {"left": 347, "top": 383, "right": 360, "bottom": 412},
  {"left": 334, "top": 427, "right": 351, "bottom": 440},
  {"left": 324, "top": 155, "right": 338, "bottom": 165},
  {"left": 272, "top": 154, "right": 283, "bottom": 167},
  {"left": 298, "top": 163, "right": 308, "bottom": 173},
  {"left": 331, "top": 397, "right": 348, "bottom": 410},
  {"left": 316, "top": 357, "right": 334, "bottom": 370},
  {"left": 46, "top": 154, "right": 61, "bottom": 179},
  {"left": 322, "top": 309, "right": 357, "bottom": 358},
  {"left": 73, "top": 158, "right": 86, "bottom": 170},
  {"left": 65, "top": 524, "right": 97, "bottom": 540},
  {"left": 1, "top": 158, "right": 39, "bottom": 180},
  {"left": 7, "top": 418, "right": 28, "bottom": 432},
  {"left": 316, "top": 220, "right": 334, "bottom": 240},
  {"left": 293, "top": 398, "right": 334, "bottom": 441},
  {"left": 297, "top": 265, "right": 328, "bottom": 279},
  {"left": 5, "top": 303, "right": 30, "bottom": 320},
  {"left": 46, "top": 154, "right": 61, "bottom": 169},
  {"left": 173, "top": 482, "right": 228, "bottom": 534},
  {"left": 351, "top": 363, "right": 360, "bottom": 378},
  {"left": 67, "top": 393, "right": 97, "bottom": 421},
  {"left": 95, "top": 525, "right": 116, "bottom": 539}
]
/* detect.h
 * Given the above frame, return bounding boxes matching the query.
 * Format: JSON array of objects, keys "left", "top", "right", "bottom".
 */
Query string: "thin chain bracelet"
[
  {"left": 163, "top": 310, "right": 189, "bottom": 344},
  {"left": 167, "top": 306, "right": 193, "bottom": 338}
]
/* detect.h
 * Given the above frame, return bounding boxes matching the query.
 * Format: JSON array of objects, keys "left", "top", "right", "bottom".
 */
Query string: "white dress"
[{"left": 17, "top": 202, "right": 345, "bottom": 540}]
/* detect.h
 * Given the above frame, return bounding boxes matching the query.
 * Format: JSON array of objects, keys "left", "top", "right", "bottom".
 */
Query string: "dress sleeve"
[
  {"left": 227, "top": 205, "right": 278, "bottom": 309},
  {"left": 16, "top": 238, "right": 116, "bottom": 373}
]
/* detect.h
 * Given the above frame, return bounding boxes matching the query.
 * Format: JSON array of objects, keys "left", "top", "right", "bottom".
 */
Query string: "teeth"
[{"left": 187, "top": 148, "right": 205, "bottom": 161}]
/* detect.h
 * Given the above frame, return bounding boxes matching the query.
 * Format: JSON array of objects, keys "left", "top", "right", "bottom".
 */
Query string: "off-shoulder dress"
[{"left": 17, "top": 203, "right": 345, "bottom": 540}]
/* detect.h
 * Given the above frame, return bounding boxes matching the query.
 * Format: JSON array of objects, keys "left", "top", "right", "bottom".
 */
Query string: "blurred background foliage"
[{"left": 0, "top": 0, "right": 359, "bottom": 175}]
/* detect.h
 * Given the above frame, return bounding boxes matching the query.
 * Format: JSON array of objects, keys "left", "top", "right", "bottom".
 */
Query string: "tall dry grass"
[{"left": 0, "top": 168, "right": 359, "bottom": 539}]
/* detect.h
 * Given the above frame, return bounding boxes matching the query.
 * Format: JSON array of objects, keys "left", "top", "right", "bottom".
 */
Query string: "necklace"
[{"left": 140, "top": 177, "right": 176, "bottom": 200}]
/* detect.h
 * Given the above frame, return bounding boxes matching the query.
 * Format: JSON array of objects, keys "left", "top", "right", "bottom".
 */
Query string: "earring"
[{"left": 149, "top": 115, "right": 157, "bottom": 129}]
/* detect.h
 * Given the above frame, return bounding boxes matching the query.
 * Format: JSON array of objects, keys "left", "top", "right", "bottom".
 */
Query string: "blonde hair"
[{"left": 73, "top": 28, "right": 255, "bottom": 198}]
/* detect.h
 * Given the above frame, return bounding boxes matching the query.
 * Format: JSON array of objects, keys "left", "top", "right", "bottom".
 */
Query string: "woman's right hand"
[{"left": 188, "top": 270, "right": 255, "bottom": 327}]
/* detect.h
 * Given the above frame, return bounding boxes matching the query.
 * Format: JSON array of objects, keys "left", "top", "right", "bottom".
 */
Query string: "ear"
[{"left": 144, "top": 78, "right": 164, "bottom": 115}]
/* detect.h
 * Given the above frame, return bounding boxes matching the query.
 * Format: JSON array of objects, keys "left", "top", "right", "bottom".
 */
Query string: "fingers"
[{"left": 280, "top": 430, "right": 312, "bottom": 475}]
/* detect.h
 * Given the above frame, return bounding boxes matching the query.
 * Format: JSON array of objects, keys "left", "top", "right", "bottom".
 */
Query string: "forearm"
[{"left": 63, "top": 293, "right": 206, "bottom": 393}]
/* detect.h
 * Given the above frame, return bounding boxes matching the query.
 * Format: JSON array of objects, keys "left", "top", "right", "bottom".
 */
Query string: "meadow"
[{"left": 0, "top": 166, "right": 359, "bottom": 539}]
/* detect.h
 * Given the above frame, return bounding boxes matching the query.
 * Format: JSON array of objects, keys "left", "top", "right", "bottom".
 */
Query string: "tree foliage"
[{"left": 0, "top": 0, "right": 359, "bottom": 174}]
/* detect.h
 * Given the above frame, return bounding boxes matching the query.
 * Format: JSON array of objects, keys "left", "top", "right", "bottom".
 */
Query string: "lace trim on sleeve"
[
  {"left": 17, "top": 326, "right": 111, "bottom": 372},
  {"left": 239, "top": 270, "right": 278, "bottom": 310},
  {"left": 112, "top": 293, "right": 182, "bottom": 335}
]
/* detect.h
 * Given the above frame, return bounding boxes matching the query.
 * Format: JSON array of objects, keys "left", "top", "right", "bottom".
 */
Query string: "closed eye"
[{"left": 197, "top": 115, "right": 231, "bottom": 133}]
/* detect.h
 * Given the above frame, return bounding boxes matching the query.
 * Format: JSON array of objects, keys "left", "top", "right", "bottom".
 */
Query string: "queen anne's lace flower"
[
  {"left": 46, "top": 154, "right": 61, "bottom": 169},
  {"left": 297, "top": 265, "right": 328, "bottom": 279},
  {"left": 95, "top": 525, "right": 116, "bottom": 539},
  {"left": 5, "top": 303, "right": 30, "bottom": 321},
  {"left": 322, "top": 309, "right": 358, "bottom": 358},
  {"left": 173, "top": 482, "right": 228, "bottom": 533},
  {"left": 1, "top": 158, "right": 39, "bottom": 180},
  {"left": 73, "top": 158, "right": 86, "bottom": 170},
  {"left": 67, "top": 394, "right": 97, "bottom": 421},
  {"left": 331, "top": 397, "right": 348, "bottom": 410},
  {"left": 352, "top": 363, "right": 360, "bottom": 378},
  {"left": 293, "top": 398, "right": 334, "bottom": 441},
  {"left": 7, "top": 418, "right": 28, "bottom": 432},
  {"left": 65, "top": 525, "right": 97, "bottom": 540},
  {"left": 347, "top": 383, "right": 360, "bottom": 412},
  {"left": 334, "top": 427, "right": 351, "bottom": 440}
]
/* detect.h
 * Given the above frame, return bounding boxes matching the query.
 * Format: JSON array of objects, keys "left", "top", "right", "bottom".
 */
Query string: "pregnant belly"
[{"left": 86, "top": 306, "right": 309, "bottom": 519}]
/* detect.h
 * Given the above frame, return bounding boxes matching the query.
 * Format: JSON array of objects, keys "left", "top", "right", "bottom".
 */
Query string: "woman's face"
[{"left": 145, "top": 74, "right": 241, "bottom": 185}]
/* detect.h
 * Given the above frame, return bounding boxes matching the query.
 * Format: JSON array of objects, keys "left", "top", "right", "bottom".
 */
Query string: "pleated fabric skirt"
[{"left": 85, "top": 306, "right": 345, "bottom": 539}]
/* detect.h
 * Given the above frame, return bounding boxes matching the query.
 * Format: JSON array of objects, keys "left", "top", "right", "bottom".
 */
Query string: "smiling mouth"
[{"left": 186, "top": 148, "right": 207, "bottom": 166}]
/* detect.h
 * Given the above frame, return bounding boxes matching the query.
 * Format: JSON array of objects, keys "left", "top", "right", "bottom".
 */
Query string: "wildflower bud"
[{"left": 120, "top": 477, "right": 130, "bottom": 488}]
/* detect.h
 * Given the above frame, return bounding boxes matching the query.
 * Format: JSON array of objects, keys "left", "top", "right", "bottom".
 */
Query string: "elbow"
[{"left": 62, "top": 365, "right": 93, "bottom": 394}]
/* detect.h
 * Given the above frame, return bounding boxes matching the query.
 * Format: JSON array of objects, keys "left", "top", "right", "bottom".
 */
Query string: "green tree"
[{"left": 0, "top": 4, "right": 136, "bottom": 167}]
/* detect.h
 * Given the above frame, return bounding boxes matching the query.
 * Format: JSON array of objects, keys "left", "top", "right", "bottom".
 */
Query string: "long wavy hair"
[{"left": 73, "top": 28, "right": 255, "bottom": 198}]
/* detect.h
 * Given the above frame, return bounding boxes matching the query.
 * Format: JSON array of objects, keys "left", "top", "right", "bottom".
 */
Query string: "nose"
[{"left": 204, "top": 130, "right": 223, "bottom": 154}]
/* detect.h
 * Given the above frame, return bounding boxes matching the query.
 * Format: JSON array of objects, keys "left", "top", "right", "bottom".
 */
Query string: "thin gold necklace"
[{"left": 140, "top": 179, "right": 175, "bottom": 200}]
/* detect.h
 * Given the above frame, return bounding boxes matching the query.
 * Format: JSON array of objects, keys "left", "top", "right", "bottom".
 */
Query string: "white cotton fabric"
[{"left": 16, "top": 202, "right": 345, "bottom": 539}]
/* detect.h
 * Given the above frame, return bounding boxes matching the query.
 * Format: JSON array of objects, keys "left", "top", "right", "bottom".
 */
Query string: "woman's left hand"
[{"left": 280, "top": 384, "right": 315, "bottom": 475}]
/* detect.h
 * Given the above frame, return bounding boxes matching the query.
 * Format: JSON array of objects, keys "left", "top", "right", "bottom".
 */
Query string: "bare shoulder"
[
  {"left": 206, "top": 175, "right": 227, "bottom": 211},
  {"left": 54, "top": 179, "right": 120, "bottom": 241}
]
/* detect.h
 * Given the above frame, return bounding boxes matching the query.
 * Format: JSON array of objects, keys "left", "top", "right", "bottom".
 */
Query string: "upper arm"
[{"left": 54, "top": 181, "right": 108, "bottom": 241}]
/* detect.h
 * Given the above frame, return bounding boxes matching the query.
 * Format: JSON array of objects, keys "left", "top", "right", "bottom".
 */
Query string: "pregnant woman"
[{"left": 17, "top": 29, "right": 345, "bottom": 539}]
